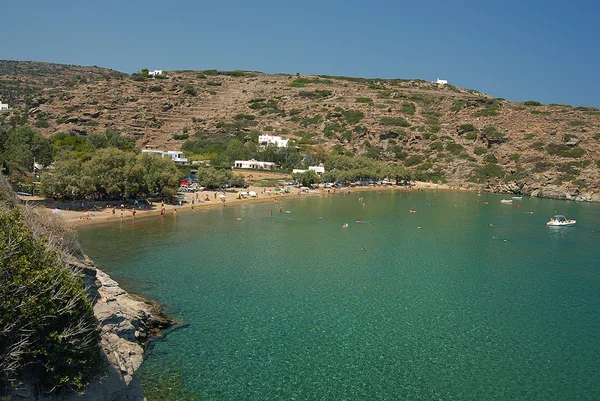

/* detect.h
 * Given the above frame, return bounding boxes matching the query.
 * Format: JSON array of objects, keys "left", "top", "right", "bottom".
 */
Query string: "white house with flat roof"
[
  {"left": 141, "top": 149, "right": 189, "bottom": 164},
  {"left": 0, "top": 101, "right": 9, "bottom": 111},
  {"left": 436, "top": 78, "right": 448, "bottom": 85},
  {"left": 259, "top": 134, "right": 289, "bottom": 148},
  {"left": 234, "top": 159, "right": 277, "bottom": 170},
  {"left": 148, "top": 70, "right": 163, "bottom": 76},
  {"left": 293, "top": 165, "right": 325, "bottom": 175}
]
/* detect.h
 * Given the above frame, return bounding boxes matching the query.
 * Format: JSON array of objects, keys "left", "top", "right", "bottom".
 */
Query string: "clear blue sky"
[{"left": 2, "top": 0, "right": 599, "bottom": 107}]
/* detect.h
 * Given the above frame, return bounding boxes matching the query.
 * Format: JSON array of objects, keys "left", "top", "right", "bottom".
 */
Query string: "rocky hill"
[{"left": 2, "top": 61, "right": 600, "bottom": 200}]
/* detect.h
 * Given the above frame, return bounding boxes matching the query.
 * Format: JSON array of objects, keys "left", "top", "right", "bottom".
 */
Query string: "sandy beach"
[{"left": 19, "top": 181, "right": 470, "bottom": 228}]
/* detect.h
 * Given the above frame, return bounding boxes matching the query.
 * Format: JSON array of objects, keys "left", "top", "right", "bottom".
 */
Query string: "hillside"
[{"left": 2, "top": 61, "right": 600, "bottom": 200}]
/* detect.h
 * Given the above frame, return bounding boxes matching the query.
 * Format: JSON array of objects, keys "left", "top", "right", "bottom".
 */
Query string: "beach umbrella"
[
  {"left": 52, "top": 208, "right": 63, "bottom": 215},
  {"left": 239, "top": 191, "right": 248, "bottom": 196},
  {"left": 248, "top": 191, "right": 257, "bottom": 197},
  {"left": 218, "top": 194, "right": 226, "bottom": 198}
]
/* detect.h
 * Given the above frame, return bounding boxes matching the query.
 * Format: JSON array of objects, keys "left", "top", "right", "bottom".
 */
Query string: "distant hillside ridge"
[{"left": 1, "top": 60, "right": 600, "bottom": 200}]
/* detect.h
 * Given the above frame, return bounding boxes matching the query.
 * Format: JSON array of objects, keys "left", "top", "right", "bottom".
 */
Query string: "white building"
[
  {"left": 234, "top": 159, "right": 277, "bottom": 170},
  {"left": 0, "top": 101, "right": 9, "bottom": 111},
  {"left": 436, "top": 78, "right": 448, "bottom": 85},
  {"left": 293, "top": 165, "right": 325, "bottom": 175},
  {"left": 141, "top": 149, "right": 189, "bottom": 164},
  {"left": 148, "top": 70, "right": 163, "bottom": 76},
  {"left": 258, "top": 134, "right": 289, "bottom": 148}
]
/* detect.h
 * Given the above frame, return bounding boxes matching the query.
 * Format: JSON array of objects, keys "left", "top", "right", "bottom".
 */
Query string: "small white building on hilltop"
[
  {"left": 0, "top": 101, "right": 9, "bottom": 111},
  {"left": 259, "top": 134, "right": 289, "bottom": 148},
  {"left": 141, "top": 149, "right": 189, "bottom": 164},
  {"left": 436, "top": 78, "right": 448, "bottom": 85},
  {"left": 234, "top": 159, "right": 277, "bottom": 170},
  {"left": 148, "top": 70, "right": 163, "bottom": 76}
]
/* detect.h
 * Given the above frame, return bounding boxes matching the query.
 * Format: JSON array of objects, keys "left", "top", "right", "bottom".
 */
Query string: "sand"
[{"left": 19, "top": 181, "right": 469, "bottom": 228}]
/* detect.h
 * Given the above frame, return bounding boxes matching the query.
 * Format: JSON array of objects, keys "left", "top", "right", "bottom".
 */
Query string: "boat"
[
  {"left": 500, "top": 199, "right": 513, "bottom": 203},
  {"left": 547, "top": 215, "right": 576, "bottom": 227},
  {"left": 512, "top": 196, "right": 523, "bottom": 200}
]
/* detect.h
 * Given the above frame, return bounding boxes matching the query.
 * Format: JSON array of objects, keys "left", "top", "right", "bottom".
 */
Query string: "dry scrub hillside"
[{"left": 2, "top": 61, "right": 600, "bottom": 199}]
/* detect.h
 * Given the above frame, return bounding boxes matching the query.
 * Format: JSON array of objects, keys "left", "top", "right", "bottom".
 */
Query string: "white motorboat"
[
  {"left": 547, "top": 215, "right": 576, "bottom": 227},
  {"left": 500, "top": 199, "right": 513, "bottom": 203}
]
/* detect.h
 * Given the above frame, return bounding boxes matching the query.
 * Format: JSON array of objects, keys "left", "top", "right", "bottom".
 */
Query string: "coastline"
[{"left": 26, "top": 181, "right": 471, "bottom": 228}]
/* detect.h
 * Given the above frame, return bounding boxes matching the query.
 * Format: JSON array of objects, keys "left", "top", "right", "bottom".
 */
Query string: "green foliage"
[
  {"left": 183, "top": 85, "right": 197, "bottom": 96},
  {"left": 470, "top": 163, "right": 505, "bottom": 183},
  {"left": 445, "top": 143, "right": 464, "bottom": 155},
  {"left": 1, "top": 126, "right": 53, "bottom": 174},
  {"left": 531, "top": 141, "right": 545, "bottom": 151},
  {"left": 524, "top": 133, "right": 536, "bottom": 140},
  {"left": 341, "top": 109, "right": 364, "bottom": 125},
  {"left": 380, "top": 117, "right": 410, "bottom": 127},
  {"left": 475, "top": 102, "right": 501, "bottom": 117},
  {"left": 483, "top": 153, "right": 498, "bottom": 163},
  {"left": 400, "top": 103, "right": 416, "bottom": 115},
  {"left": 458, "top": 123, "right": 476, "bottom": 134},
  {"left": 297, "top": 90, "right": 332, "bottom": 99},
  {"left": 509, "top": 153, "right": 520, "bottom": 162},
  {"left": 40, "top": 149, "right": 180, "bottom": 198},
  {"left": 474, "top": 146, "right": 488, "bottom": 155},
  {"left": 0, "top": 204, "right": 101, "bottom": 395},
  {"left": 173, "top": 133, "right": 189, "bottom": 140},
  {"left": 450, "top": 100, "right": 465, "bottom": 112},
  {"left": 356, "top": 97, "right": 373, "bottom": 104},
  {"left": 483, "top": 125, "right": 506, "bottom": 140},
  {"left": 546, "top": 144, "right": 584, "bottom": 158},
  {"left": 289, "top": 77, "right": 332, "bottom": 87},
  {"left": 523, "top": 100, "right": 542, "bottom": 106},
  {"left": 430, "top": 141, "right": 443, "bottom": 151},
  {"left": 300, "top": 115, "right": 323, "bottom": 127},
  {"left": 568, "top": 120, "right": 585, "bottom": 127},
  {"left": 404, "top": 155, "right": 424, "bottom": 167},
  {"left": 292, "top": 169, "right": 320, "bottom": 186},
  {"left": 466, "top": 132, "right": 478, "bottom": 141}
]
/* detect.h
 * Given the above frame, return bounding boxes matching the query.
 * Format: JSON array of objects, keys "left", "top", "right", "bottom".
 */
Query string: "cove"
[{"left": 77, "top": 190, "right": 600, "bottom": 400}]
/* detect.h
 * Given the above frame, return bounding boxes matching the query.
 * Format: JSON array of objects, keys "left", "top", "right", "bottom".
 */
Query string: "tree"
[
  {"left": 293, "top": 170, "right": 320, "bottom": 187},
  {"left": 2, "top": 126, "right": 52, "bottom": 173},
  {"left": 0, "top": 205, "right": 101, "bottom": 395}
]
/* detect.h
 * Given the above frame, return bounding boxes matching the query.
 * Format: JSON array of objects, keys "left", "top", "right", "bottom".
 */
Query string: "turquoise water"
[{"left": 78, "top": 191, "right": 600, "bottom": 400}]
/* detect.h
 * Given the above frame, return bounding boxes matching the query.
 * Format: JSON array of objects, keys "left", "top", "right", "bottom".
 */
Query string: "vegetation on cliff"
[{"left": 0, "top": 176, "right": 102, "bottom": 396}]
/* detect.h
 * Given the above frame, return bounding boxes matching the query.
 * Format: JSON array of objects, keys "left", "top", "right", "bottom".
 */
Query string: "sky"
[{"left": 1, "top": 0, "right": 599, "bottom": 107}]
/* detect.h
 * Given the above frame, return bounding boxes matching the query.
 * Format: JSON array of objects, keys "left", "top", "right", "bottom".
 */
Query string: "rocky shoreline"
[{"left": 7, "top": 260, "right": 174, "bottom": 401}]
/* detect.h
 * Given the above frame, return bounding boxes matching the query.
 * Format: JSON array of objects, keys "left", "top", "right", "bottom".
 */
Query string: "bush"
[
  {"left": 459, "top": 123, "right": 476, "bottom": 133},
  {"left": 380, "top": 117, "right": 410, "bottom": 127},
  {"left": 0, "top": 204, "right": 101, "bottom": 395},
  {"left": 400, "top": 103, "right": 416, "bottom": 115},
  {"left": 483, "top": 153, "right": 498, "bottom": 163},
  {"left": 173, "top": 133, "right": 189, "bottom": 140},
  {"left": 523, "top": 100, "right": 541, "bottom": 106},
  {"left": 446, "top": 143, "right": 464, "bottom": 155},
  {"left": 404, "top": 155, "right": 424, "bottom": 167},
  {"left": 430, "top": 141, "right": 443, "bottom": 151},
  {"left": 297, "top": 90, "right": 332, "bottom": 99},
  {"left": 474, "top": 146, "right": 488, "bottom": 155},
  {"left": 450, "top": 100, "right": 465, "bottom": 111},
  {"left": 466, "top": 132, "right": 478, "bottom": 140},
  {"left": 483, "top": 125, "right": 506, "bottom": 139},
  {"left": 183, "top": 84, "right": 197, "bottom": 96},
  {"left": 547, "top": 144, "right": 584, "bottom": 158},
  {"left": 341, "top": 110, "right": 364, "bottom": 125},
  {"left": 355, "top": 97, "right": 373, "bottom": 103},
  {"left": 471, "top": 163, "right": 505, "bottom": 183}
]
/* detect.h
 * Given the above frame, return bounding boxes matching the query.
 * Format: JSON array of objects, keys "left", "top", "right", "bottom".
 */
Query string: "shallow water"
[{"left": 78, "top": 191, "right": 600, "bottom": 400}]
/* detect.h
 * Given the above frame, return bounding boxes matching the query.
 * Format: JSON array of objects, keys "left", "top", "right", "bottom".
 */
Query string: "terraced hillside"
[{"left": 1, "top": 61, "right": 600, "bottom": 200}]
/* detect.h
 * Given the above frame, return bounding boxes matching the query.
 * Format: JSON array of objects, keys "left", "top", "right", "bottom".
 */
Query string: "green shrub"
[
  {"left": 546, "top": 144, "right": 584, "bottom": 158},
  {"left": 429, "top": 125, "right": 441, "bottom": 133},
  {"left": 569, "top": 120, "right": 585, "bottom": 127},
  {"left": 523, "top": 100, "right": 541, "bottom": 106},
  {"left": 355, "top": 97, "right": 373, "bottom": 103},
  {"left": 341, "top": 110, "right": 364, "bottom": 125},
  {"left": 524, "top": 133, "right": 536, "bottom": 140},
  {"left": 0, "top": 205, "right": 101, "bottom": 395},
  {"left": 532, "top": 162, "right": 552, "bottom": 173},
  {"left": 459, "top": 123, "right": 476, "bottom": 133},
  {"left": 297, "top": 90, "right": 332, "bottom": 99},
  {"left": 183, "top": 84, "right": 197, "bottom": 96},
  {"left": 509, "top": 153, "right": 520, "bottom": 162},
  {"left": 531, "top": 141, "right": 545, "bottom": 151},
  {"left": 430, "top": 141, "right": 443, "bottom": 151},
  {"left": 483, "top": 125, "right": 506, "bottom": 139},
  {"left": 466, "top": 132, "right": 478, "bottom": 141},
  {"left": 470, "top": 164, "right": 505, "bottom": 183},
  {"left": 404, "top": 155, "right": 424, "bottom": 167},
  {"left": 173, "top": 133, "right": 189, "bottom": 140},
  {"left": 380, "top": 117, "right": 410, "bottom": 127},
  {"left": 483, "top": 153, "right": 498, "bottom": 163},
  {"left": 400, "top": 103, "right": 416, "bottom": 115},
  {"left": 450, "top": 100, "right": 465, "bottom": 111},
  {"left": 474, "top": 146, "right": 488, "bottom": 155},
  {"left": 446, "top": 143, "right": 464, "bottom": 155}
]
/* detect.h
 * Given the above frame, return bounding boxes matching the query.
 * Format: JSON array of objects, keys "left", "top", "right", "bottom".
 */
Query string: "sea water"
[{"left": 78, "top": 191, "right": 600, "bottom": 400}]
